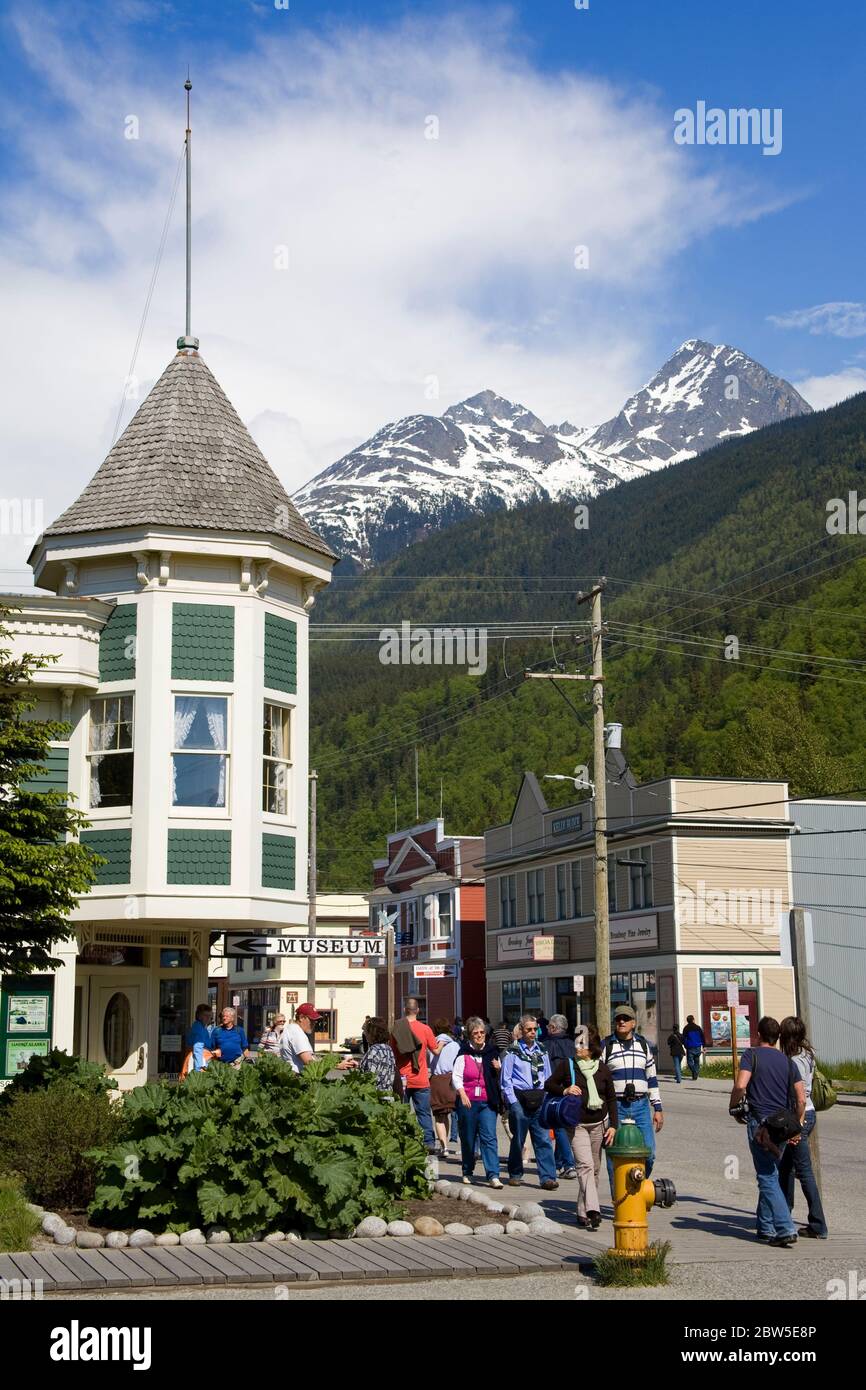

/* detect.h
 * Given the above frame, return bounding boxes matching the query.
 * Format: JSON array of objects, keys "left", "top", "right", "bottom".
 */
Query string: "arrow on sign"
[{"left": 224, "top": 936, "right": 270, "bottom": 957}]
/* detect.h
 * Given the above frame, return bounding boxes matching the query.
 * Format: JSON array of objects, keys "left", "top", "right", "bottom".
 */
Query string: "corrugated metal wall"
[{"left": 791, "top": 801, "right": 866, "bottom": 1066}]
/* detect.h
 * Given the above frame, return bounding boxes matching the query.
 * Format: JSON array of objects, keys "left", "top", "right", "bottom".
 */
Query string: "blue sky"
[{"left": 1, "top": 0, "right": 864, "bottom": 580}]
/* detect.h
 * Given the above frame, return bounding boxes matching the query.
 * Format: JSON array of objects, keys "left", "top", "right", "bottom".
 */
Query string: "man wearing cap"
[
  {"left": 602, "top": 1005, "right": 664, "bottom": 1188},
  {"left": 279, "top": 1003, "right": 320, "bottom": 1072}
]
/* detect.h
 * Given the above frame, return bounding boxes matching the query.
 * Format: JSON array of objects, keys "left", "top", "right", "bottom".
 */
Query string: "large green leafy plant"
[{"left": 89, "top": 1056, "right": 429, "bottom": 1238}]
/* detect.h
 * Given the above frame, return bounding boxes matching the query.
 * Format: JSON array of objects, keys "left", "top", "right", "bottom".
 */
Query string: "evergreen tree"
[{"left": 0, "top": 615, "right": 98, "bottom": 975}]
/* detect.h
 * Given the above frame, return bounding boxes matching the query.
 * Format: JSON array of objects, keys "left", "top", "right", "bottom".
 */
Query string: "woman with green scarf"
[{"left": 544, "top": 1024, "right": 618, "bottom": 1229}]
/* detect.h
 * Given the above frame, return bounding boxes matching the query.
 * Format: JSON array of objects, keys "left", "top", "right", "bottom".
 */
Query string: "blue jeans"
[
  {"left": 606, "top": 1096, "right": 656, "bottom": 1192},
  {"left": 405, "top": 1086, "right": 436, "bottom": 1149},
  {"left": 747, "top": 1116, "right": 797, "bottom": 1238},
  {"left": 554, "top": 1125, "right": 575, "bottom": 1171},
  {"left": 686, "top": 1048, "right": 701, "bottom": 1079},
  {"left": 779, "top": 1110, "right": 827, "bottom": 1236},
  {"left": 450, "top": 1106, "right": 459, "bottom": 1142},
  {"left": 507, "top": 1102, "right": 558, "bottom": 1185},
  {"left": 457, "top": 1101, "right": 500, "bottom": 1179},
  {"left": 672, "top": 1055, "right": 682, "bottom": 1083}
]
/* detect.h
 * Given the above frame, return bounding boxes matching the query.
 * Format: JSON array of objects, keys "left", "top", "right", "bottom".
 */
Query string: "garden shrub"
[
  {"left": 0, "top": 1048, "right": 117, "bottom": 1110},
  {"left": 88, "top": 1054, "right": 429, "bottom": 1239},
  {"left": 0, "top": 1083, "right": 124, "bottom": 1209}
]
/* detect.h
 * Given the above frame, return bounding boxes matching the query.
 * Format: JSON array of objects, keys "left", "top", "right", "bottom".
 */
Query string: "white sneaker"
[
  {"left": 462, "top": 1175, "right": 472, "bottom": 1185},
  {"left": 488, "top": 1178, "right": 504, "bottom": 1190}
]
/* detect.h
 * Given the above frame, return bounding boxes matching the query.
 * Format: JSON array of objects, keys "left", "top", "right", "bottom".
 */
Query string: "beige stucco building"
[{"left": 484, "top": 770, "right": 796, "bottom": 1067}]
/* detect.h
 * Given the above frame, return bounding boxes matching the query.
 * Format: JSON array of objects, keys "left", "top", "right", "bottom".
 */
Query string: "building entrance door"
[{"left": 88, "top": 978, "right": 146, "bottom": 1089}]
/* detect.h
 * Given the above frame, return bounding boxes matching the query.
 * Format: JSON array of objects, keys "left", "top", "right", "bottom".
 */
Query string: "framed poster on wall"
[{"left": 5, "top": 1037, "right": 50, "bottom": 1075}]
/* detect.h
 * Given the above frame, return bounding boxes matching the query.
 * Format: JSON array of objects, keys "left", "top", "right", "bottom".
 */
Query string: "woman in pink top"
[{"left": 451, "top": 1016, "right": 503, "bottom": 1187}]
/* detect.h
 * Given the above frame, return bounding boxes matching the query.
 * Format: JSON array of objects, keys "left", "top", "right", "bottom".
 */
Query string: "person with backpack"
[
  {"left": 667, "top": 1023, "right": 686, "bottom": 1084},
  {"left": 778, "top": 1016, "right": 828, "bottom": 1239},
  {"left": 429, "top": 1016, "right": 461, "bottom": 1158},
  {"left": 602, "top": 1006, "right": 663, "bottom": 1188},
  {"left": 682, "top": 1015, "right": 706, "bottom": 1079},
  {"left": 544, "top": 1014, "right": 578, "bottom": 1179},
  {"left": 501, "top": 1014, "right": 559, "bottom": 1190},
  {"left": 729, "top": 1015, "right": 806, "bottom": 1247},
  {"left": 545, "top": 1024, "right": 618, "bottom": 1229}
]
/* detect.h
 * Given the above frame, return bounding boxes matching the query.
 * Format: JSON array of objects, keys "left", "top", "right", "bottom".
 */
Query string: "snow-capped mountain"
[{"left": 293, "top": 341, "right": 811, "bottom": 569}]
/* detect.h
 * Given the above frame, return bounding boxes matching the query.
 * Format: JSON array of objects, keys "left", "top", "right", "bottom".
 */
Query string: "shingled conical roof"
[{"left": 44, "top": 351, "right": 335, "bottom": 559}]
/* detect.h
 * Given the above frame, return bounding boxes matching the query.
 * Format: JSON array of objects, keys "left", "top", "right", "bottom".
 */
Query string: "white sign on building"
[{"left": 609, "top": 915, "right": 658, "bottom": 954}]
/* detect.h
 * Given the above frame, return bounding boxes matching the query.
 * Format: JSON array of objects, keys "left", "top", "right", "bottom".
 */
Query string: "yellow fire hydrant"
[{"left": 608, "top": 1118, "right": 676, "bottom": 1256}]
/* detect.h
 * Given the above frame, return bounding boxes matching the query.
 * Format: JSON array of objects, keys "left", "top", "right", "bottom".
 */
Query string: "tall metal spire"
[{"left": 178, "top": 75, "right": 199, "bottom": 352}]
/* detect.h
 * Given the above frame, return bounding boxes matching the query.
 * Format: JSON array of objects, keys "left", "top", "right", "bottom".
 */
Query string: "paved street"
[
  {"left": 454, "top": 1077, "right": 866, "bottom": 1239},
  {"left": 49, "top": 1077, "right": 866, "bottom": 1301}
]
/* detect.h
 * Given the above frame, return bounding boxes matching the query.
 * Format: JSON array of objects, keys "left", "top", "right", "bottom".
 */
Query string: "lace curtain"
[
  {"left": 173, "top": 697, "right": 227, "bottom": 805},
  {"left": 89, "top": 704, "right": 117, "bottom": 807}
]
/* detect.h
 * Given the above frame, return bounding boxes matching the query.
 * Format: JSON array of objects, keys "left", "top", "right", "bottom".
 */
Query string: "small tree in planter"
[{"left": 88, "top": 1055, "right": 429, "bottom": 1239}]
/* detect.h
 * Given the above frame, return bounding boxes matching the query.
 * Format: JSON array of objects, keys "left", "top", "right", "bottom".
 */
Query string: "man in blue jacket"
[{"left": 500, "top": 1015, "right": 559, "bottom": 1190}]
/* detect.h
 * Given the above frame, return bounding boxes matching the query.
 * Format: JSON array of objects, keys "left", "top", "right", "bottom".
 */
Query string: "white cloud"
[
  {"left": 768, "top": 302, "right": 866, "bottom": 338},
  {"left": 0, "top": 7, "right": 787, "bottom": 584},
  {"left": 791, "top": 369, "right": 866, "bottom": 411}
]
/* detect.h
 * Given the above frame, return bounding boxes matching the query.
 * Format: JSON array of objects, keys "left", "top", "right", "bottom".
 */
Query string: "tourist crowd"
[{"left": 184, "top": 998, "right": 827, "bottom": 1242}]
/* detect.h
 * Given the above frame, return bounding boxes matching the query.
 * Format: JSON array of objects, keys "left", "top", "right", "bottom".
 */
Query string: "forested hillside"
[{"left": 310, "top": 393, "right": 866, "bottom": 889}]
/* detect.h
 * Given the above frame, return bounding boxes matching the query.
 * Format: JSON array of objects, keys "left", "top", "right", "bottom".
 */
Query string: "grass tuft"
[
  {"left": 594, "top": 1240, "right": 672, "bottom": 1287},
  {"left": 0, "top": 1176, "right": 40, "bottom": 1254}
]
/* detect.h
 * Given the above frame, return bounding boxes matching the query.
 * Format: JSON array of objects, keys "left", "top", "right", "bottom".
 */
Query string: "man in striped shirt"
[{"left": 602, "top": 1005, "right": 664, "bottom": 1188}]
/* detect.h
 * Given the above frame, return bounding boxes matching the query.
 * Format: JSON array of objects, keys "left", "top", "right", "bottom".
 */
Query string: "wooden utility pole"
[
  {"left": 590, "top": 582, "right": 610, "bottom": 1038},
  {"left": 791, "top": 907, "right": 823, "bottom": 1197},
  {"left": 306, "top": 769, "right": 317, "bottom": 1003},
  {"left": 386, "top": 917, "right": 396, "bottom": 1031},
  {"left": 524, "top": 578, "right": 609, "bottom": 1037}
]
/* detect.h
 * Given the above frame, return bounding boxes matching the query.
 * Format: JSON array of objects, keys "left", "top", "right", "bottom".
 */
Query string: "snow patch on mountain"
[{"left": 292, "top": 341, "right": 811, "bottom": 568}]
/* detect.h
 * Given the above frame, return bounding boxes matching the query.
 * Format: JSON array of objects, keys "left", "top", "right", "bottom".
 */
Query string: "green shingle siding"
[
  {"left": 167, "top": 829, "right": 232, "bottom": 885},
  {"left": 99, "top": 605, "right": 137, "bottom": 682},
  {"left": 81, "top": 829, "right": 132, "bottom": 885},
  {"left": 22, "top": 746, "right": 69, "bottom": 796},
  {"left": 172, "top": 604, "right": 234, "bottom": 681},
  {"left": 262, "top": 833, "right": 296, "bottom": 891},
  {"left": 264, "top": 613, "right": 297, "bottom": 694}
]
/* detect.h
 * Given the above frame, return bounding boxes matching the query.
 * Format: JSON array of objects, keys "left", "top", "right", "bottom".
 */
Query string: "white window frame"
[
  {"left": 87, "top": 693, "right": 135, "bottom": 814},
  {"left": 435, "top": 891, "right": 452, "bottom": 941},
  {"left": 262, "top": 701, "right": 292, "bottom": 821},
  {"left": 170, "top": 692, "right": 231, "bottom": 818}
]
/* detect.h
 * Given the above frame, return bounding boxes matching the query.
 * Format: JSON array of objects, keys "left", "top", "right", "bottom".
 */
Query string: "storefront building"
[
  {"left": 369, "top": 819, "right": 486, "bottom": 1023},
  {"left": 1, "top": 341, "right": 335, "bottom": 1086},
  {"left": 484, "top": 771, "right": 797, "bottom": 1067}
]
